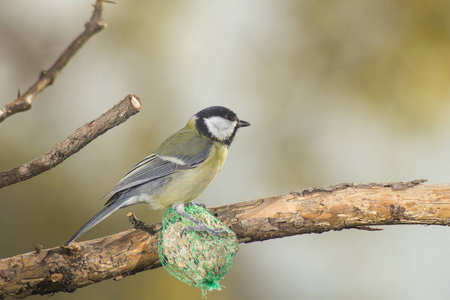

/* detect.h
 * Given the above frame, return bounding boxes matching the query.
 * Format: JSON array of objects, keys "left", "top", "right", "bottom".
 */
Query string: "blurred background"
[{"left": 1, "top": 0, "right": 450, "bottom": 299}]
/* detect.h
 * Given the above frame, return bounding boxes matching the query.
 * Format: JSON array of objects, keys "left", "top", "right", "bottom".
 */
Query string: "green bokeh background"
[{"left": 1, "top": 1, "right": 450, "bottom": 299}]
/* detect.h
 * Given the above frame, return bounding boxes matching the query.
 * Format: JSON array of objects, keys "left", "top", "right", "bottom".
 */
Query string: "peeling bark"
[{"left": 2, "top": 180, "right": 450, "bottom": 298}]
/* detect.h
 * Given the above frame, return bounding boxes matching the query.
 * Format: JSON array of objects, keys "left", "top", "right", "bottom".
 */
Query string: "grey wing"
[
  {"left": 103, "top": 147, "right": 212, "bottom": 203},
  {"left": 65, "top": 138, "right": 213, "bottom": 245}
]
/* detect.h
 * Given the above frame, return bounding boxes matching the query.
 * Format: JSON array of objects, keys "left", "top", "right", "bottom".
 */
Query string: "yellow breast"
[{"left": 152, "top": 142, "right": 228, "bottom": 209}]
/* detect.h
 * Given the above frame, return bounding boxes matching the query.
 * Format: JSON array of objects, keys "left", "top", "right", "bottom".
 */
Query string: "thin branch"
[
  {"left": 0, "top": 94, "right": 142, "bottom": 189},
  {"left": 0, "top": 0, "right": 108, "bottom": 123},
  {"left": 1, "top": 180, "right": 449, "bottom": 298}
]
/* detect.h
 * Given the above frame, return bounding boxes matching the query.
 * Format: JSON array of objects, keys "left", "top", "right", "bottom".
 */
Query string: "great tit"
[{"left": 65, "top": 106, "right": 250, "bottom": 246}]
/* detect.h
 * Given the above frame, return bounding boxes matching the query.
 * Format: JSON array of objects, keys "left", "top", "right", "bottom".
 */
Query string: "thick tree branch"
[
  {"left": 2, "top": 180, "right": 450, "bottom": 298},
  {"left": 0, "top": 0, "right": 108, "bottom": 123},
  {"left": 0, "top": 94, "right": 141, "bottom": 189}
]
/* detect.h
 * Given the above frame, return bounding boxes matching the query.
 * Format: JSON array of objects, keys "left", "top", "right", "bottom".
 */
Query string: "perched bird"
[{"left": 65, "top": 106, "right": 250, "bottom": 246}]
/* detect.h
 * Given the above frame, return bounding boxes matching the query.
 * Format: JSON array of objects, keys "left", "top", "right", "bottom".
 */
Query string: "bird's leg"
[
  {"left": 172, "top": 203, "right": 227, "bottom": 237},
  {"left": 186, "top": 201, "right": 207, "bottom": 209}
]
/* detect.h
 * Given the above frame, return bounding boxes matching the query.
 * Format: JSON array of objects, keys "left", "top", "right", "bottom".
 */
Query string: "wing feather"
[{"left": 103, "top": 129, "right": 213, "bottom": 203}]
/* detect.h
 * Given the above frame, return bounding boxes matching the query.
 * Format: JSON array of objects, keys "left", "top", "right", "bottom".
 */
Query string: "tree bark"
[
  {"left": 0, "top": 94, "right": 141, "bottom": 189},
  {"left": 0, "top": 0, "right": 107, "bottom": 123},
  {"left": 1, "top": 180, "right": 449, "bottom": 299}
]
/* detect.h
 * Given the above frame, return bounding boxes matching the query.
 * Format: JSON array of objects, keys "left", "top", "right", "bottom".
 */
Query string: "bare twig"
[
  {"left": 0, "top": 94, "right": 142, "bottom": 189},
  {"left": 1, "top": 180, "right": 449, "bottom": 298},
  {"left": 127, "top": 212, "right": 159, "bottom": 234},
  {"left": 0, "top": 0, "right": 108, "bottom": 123}
]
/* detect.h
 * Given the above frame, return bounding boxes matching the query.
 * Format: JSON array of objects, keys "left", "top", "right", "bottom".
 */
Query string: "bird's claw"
[
  {"left": 181, "top": 226, "right": 228, "bottom": 238},
  {"left": 186, "top": 201, "right": 207, "bottom": 209}
]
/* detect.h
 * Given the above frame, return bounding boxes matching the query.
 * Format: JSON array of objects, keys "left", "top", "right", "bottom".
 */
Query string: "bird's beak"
[{"left": 238, "top": 120, "right": 251, "bottom": 128}]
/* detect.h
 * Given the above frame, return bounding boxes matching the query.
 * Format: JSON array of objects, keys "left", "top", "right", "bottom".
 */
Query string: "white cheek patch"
[{"left": 204, "top": 116, "right": 236, "bottom": 140}]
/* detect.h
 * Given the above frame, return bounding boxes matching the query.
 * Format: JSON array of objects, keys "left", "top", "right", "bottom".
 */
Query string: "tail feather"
[{"left": 65, "top": 199, "right": 124, "bottom": 246}]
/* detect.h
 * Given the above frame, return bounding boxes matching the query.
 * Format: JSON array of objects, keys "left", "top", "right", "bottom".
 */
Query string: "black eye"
[{"left": 226, "top": 114, "right": 232, "bottom": 120}]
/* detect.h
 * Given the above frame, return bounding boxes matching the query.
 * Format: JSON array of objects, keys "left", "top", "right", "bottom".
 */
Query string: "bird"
[{"left": 65, "top": 106, "right": 250, "bottom": 246}]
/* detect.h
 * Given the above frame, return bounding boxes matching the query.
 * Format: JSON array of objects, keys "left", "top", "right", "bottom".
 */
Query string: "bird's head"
[{"left": 189, "top": 106, "right": 250, "bottom": 147}]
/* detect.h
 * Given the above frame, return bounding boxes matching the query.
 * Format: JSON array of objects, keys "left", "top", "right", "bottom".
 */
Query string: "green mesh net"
[{"left": 158, "top": 205, "right": 239, "bottom": 296}]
